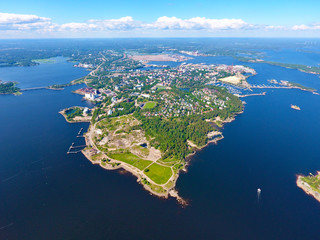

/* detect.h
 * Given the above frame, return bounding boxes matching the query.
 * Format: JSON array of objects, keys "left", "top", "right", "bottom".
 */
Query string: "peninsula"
[
  {"left": 234, "top": 56, "right": 320, "bottom": 75},
  {"left": 58, "top": 49, "right": 319, "bottom": 203},
  {"left": 59, "top": 50, "right": 250, "bottom": 203}
]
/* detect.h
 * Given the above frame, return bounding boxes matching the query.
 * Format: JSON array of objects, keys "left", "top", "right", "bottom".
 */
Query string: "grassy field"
[
  {"left": 109, "top": 151, "right": 152, "bottom": 170},
  {"left": 33, "top": 58, "right": 56, "bottom": 64},
  {"left": 301, "top": 175, "right": 320, "bottom": 193},
  {"left": 156, "top": 86, "right": 167, "bottom": 90},
  {"left": 143, "top": 102, "right": 157, "bottom": 109},
  {"left": 144, "top": 163, "right": 172, "bottom": 184}
]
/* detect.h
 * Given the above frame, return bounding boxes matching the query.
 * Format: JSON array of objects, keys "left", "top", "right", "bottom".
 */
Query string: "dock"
[
  {"left": 67, "top": 143, "right": 87, "bottom": 154},
  {"left": 67, "top": 142, "right": 74, "bottom": 154},
  {"left": 20, "top": 86, "right": 48, "bottom": 91},
  {"left": 66, "top": 128, "right": 87, "bottom": 154},
  {"left": 236, "top": 92, "right": 266, "bottom": 98}
]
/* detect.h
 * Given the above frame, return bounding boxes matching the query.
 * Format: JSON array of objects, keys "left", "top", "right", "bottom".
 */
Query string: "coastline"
[
  {"left": 185, "top": 112, "right": 242, "bottom": 166},
  {"left": 58, "top": 60, "right": 245, "bottom": 205},
  {"left": 75, "top": 109, "right": 242, "bottom": 205},
  {"left": 59, "top": 107, "right": 91, "bottom": 123},
  {"left": 296, "top": 174, "right": 320, "bottom": 203},
  {"left": 80, "top": 124, "right": 187, "bottom": 204}
]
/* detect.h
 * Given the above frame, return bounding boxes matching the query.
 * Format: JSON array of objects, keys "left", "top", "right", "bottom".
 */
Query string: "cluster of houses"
[
  {"left": 74, "top": 62, "right": 250, "bottom": 118},
  {"left": 193, "top": 88, "right": 228, "bottom": 110},
  {"left": 104, "top": 63, "right": 256, "bottom": 92}
]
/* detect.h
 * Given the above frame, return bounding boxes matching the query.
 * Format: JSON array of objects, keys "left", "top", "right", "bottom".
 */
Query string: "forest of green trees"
[
  {"left": 133, "top": 111, "right": 214, "bottom": 160},
  {"left": 131, "top": 86, "right": 243, "bottom": 160},
  {"left": 0, "top": 82, "right": 20, "bottom": 94}
]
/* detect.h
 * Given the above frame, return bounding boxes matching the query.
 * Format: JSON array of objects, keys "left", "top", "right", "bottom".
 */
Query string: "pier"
[
  {"left": 236, "top": 92, "right": 266, "bottom": 98},
  {"left": 71, "top": 145, "right": 87, "bottom": 149},
  {"left": 66, "top": 128, "right": 87, "bottom": 154},
  {"left": 250, "top": 85, "right": 291, "bottom": 89},
  {"left": 67, "top": 150, "right": 83, "bottom": 154},
  {"left": 67, "top": 142, "right": 74, "bottom": 154},
  {"left": 67, "top": 143, "right": 86, "bottom": 154},
  {"left": 20, "top": 86, "right": 48, "bottom": 91}
]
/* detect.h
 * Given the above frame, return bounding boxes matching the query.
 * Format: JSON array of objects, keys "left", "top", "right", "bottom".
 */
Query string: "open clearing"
[
  {"left": 143, "top": 102, "right": 156, "bottom": 109},
  {"left": 219, "top": 75, "right": 244, "bottom": 85},
  {"left": 109, "top": 151, "right": 152, "bottom": 170},
  {"left": 144, "top": 163, "right": 172, "bottom": 184}
]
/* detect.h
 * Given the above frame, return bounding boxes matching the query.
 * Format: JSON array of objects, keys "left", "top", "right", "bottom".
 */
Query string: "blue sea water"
[
  {"left": 0, "top": 57, "right": 88, "bottom": 88},
  {"left": 0, "top": 50, "right": 320, "bottom": 239},
  {"left": 262, "top": 48, "right": 320, "bottom": 66}
]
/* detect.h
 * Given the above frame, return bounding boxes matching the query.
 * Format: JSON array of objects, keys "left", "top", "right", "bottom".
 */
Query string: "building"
[
  {"left": 84, "top": 90, "right": 99, "bottom": 101},
  {"left": 83, "top": 107, "right": 90, "bottom": 115}
]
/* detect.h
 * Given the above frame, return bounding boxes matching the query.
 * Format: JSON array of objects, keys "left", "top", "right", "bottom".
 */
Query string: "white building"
[
  {"left": 141, "top": 94, "right": 150, "bottom": 98},
  {"left": 83, "top": 107, "right": 90, "bottom": 115},
  {"left": 84, "top": 90, "right": 98, "bottom": 101}
]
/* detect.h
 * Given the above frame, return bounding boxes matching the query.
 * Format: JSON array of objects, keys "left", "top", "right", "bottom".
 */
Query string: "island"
[
  {"left": 290, "top": 104, "right": 301, "bottom": 110},
  {"left": 0, "top": 81, "right": 21, "bottom": 95},
  {"left": 297, "top": 172, "right": 320, "bottom": 203}
]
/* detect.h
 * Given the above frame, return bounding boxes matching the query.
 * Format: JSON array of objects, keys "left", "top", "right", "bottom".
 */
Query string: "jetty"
[
  {"left": 236, "top": 92, "right": 266, "bottom": 98},
  {"left": 67, "top": 142, "right": 87, "bottom": 154},
  {"left": 67, "top": 142, "right": 74, "bottom": 154},
  {"left": 20, "top": 86, "right": 48, "bottom": 91}
]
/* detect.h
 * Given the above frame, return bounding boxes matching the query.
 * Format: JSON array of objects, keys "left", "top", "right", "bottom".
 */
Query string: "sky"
[{"left": 1, "top": 0, "right": 320, "bottom": 38}]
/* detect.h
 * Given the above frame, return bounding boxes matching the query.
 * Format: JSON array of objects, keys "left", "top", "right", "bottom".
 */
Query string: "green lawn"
[
  {"left": 144, "top": 163, "right": 172, "bottom": 184},
  {"left": 109, "top": 152, "right": 152, "bottom": 170},
  {"left": 156, "top": 86, "right": 167, "bottom": 90},
  {"left": 301, "top": 175, "right": 320, "bottom": 193},
  {"left": 143, "top": 102, "right": 157, "bottom": 109},
  {"left": 33, "top": 58, "right": 56, "bottom": 64}
]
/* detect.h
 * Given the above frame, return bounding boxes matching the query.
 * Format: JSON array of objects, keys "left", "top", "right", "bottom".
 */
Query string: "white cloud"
[
  {"left": 60, "top": 22, "right": 98, "bottom": 31},
  {"left": 144, "top": 16, "right": 252, "bottom": 30},
  {"left": 265, "top": 25, "right": 286, "bottom": 30},
  {"left": 89, "top": 16, "right": 139, "bottom": 30},
  {"left": 292, "top": 24, "right": 320, "bottom": 30},
  {"left": 59, "top": 16, "right": 140, "bottom": 32},
  {"left": 292, "top": 24, "right": 310, "bottom": 30},
  {"left": 1, "top": 12, "right": 320, "bottom": 37},
  {"left": 0, "top": 13, "right": 52, "bottom": 30}
]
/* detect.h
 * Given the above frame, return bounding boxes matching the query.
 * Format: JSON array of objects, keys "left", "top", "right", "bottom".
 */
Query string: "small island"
[
  {"left": 0, "top": 81, "right": 21, "bottom": 95},
  {"left": 291, "top": 104, "right": 301, "bottom": 110},
  {"left": 297, "top": 172, "right": 320, "bottom": 203}
]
